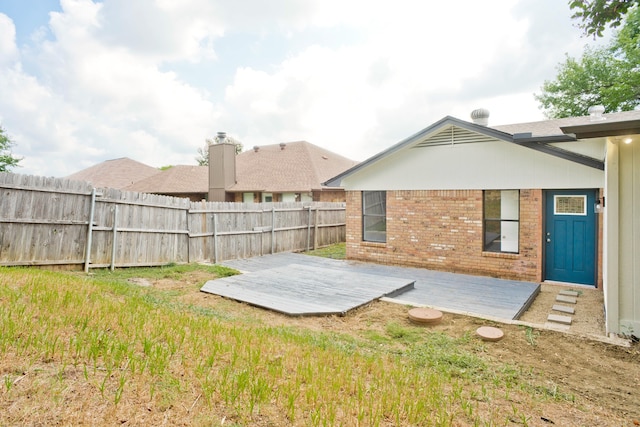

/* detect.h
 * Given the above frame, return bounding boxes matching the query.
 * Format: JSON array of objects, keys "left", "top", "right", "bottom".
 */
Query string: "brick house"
[
  {"left": 208, "top": 140, "right": 357, "bottom": 203},
  {"left": 66, "top": 157, "right": 162, "bottom": 190},
  {"left": 125, "top": 165, "right": 208, "bottom": 201},
  {"left": 68, "top": 141, "right": 357, "bottom": 203},
  {"left": 326, "top": 109, "right": 640, "bottom": 335}
]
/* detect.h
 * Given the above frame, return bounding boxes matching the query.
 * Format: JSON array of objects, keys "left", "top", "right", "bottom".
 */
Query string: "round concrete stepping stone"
[
  {"left": 408, "top": 307, "right": 443, "bottom": 325},
  {"left": 476, "top": 326, "right": 504, "bottom": 342}
]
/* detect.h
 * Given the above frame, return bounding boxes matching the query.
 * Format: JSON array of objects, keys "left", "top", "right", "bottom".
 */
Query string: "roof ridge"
[{"left": 302, "top": 141, "right": 323, "bottom": 184}]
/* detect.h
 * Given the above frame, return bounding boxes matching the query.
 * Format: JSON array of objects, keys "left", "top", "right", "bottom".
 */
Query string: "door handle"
[{"left": 546, "top": 238, "right": 551, "bottom": 243}]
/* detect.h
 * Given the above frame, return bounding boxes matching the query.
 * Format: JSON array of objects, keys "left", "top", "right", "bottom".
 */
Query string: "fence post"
[
  {"left": 271, "top": 206, "right": 275, "bottom": 254},
  {"left": 110, "top": 205, "right": 118, "bottom": 271},
  {"left": 186, "top": 206, "right": 191, "bottom": 263},
  {"left": 84, "top": 188, "right": 96, "bottom": 273},
  {"left": 307, "top": 205, "right": 312, "bottom": 251},
  {"left": 314, "top": 207, "right": 319, "bottom": 250},
  {"left": 213, "top": 213, "right": 218, "bottom": 264}
]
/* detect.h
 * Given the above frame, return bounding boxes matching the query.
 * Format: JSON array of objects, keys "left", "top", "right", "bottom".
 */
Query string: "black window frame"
[{"left": 483, "top": 189, "right": 520, "bottom": 253}]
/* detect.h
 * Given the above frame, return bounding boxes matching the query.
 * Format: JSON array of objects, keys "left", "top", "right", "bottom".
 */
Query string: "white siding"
[
  {"left": 605, "top": 138, "right": 640, "bottom": 335},
  {"left": 282, "top": 193, "right": 296, "bottom": 203},
  {"left": 342, "top": 137, "right": 604, "bottom": 190},
  {"left": 617, "top": 140, "right": 640, "bottom": 334}
]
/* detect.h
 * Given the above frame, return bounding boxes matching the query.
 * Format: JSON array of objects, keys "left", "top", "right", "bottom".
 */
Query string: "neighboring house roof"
[
  {"left": 324, "top": 112, "right": 640, "bottom": 187},
  {"left": 124, "top": 165, "right": 208, "bottom": 194},
  {"left": 229, "top": 141, "right": 359, "bottom": 193},
  {"left": 66, "top": 157, "right": 161, "bottom": 189},
  {"left": 67, "top": 141, "right": 357, "bottom": 196}
]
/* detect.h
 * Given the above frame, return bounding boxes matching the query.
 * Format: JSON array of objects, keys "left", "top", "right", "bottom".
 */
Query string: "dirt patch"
[
  {"left": 519, "top": 283, "right": 607, "bottom": 337},
  {"left": 151, "top": 273, "right": 640, "bottom": 424}
]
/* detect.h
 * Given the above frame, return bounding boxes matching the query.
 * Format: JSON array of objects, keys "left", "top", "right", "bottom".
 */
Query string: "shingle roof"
[
  {"left": 491, "top": 110, "right": 640, "bottom": 137},
  {"left": 66, "top": 157, "right": 161, "bottom": 189},
  {"left": 229, "top": 141, "right": 358, "bottom": 193},
  {"left": 67, "top": 142, "right": 357, "bottom": 196},
  {"left": 326, "top": 111, "right": 640, "bottom": 187},
  {"left": 124, "top": 165, "right": 208, "bottom": 194}
]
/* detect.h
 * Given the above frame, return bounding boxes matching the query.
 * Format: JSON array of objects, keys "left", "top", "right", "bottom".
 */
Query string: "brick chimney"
[{"left": 208, "top": 141, "right": 236, "bottom": 201}]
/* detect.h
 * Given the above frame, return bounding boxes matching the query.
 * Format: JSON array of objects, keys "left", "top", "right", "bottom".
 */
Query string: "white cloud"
[
  {"left": 1, "top": 0, "right": 222, "bottom": 176},
  {"left": 0, "top": 13, "right": 19, "bottom": 64},
  {"left": 0, "top": 0, "right": 613, "bottom": 176}
]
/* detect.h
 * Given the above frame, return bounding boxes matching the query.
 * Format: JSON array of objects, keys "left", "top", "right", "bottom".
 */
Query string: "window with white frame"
[
  {"left": 483, "top": 190, "right": 519, "bottom": 253},
  {"left": 362, "top": 191, "right": 386, "bottom": 243}
]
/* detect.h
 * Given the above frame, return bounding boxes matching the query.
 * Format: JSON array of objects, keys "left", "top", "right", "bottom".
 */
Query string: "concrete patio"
[{"left": 201, "top": 252, "right": 540, "bottom": 319}]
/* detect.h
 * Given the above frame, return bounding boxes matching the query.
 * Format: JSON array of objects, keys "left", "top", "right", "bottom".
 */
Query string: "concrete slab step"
[
  {"left": 552, "top": 304, "right": 576, "bottom": 314},
  {"left": 547, "top": 314, "right": 572, "bottom": 325},
  {"left": 545, "top": 322, "right": 571, "bottom": 331},
  {"left": 559, "top": 290, "right": 579, "bottom": 297},
  {"left": 556, "top": 295, "right": 577, "bottom": 304}
]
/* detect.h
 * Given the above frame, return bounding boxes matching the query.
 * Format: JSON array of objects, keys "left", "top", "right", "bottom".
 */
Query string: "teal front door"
[{"left": 544, "top": 190, "right": 597, "bottom": 286}]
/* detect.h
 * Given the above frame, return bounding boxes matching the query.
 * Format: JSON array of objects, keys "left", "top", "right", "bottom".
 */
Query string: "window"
[
  {"left": 483, "top": 190, "right": 519, "bottom": 253},
  {"left": 554, "top": 195, "right": 586, "bottom": 215},
  {"left": 363, "top": 191, "right": 386, "bottom": 242}
]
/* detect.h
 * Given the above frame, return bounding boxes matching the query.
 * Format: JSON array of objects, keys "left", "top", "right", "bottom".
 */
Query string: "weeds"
[
  {"left": 0, "top": 265, "right": 573, "bottom": 425},
  {"left": 524, "top": 326, "right": 539, "bottom": 347}
]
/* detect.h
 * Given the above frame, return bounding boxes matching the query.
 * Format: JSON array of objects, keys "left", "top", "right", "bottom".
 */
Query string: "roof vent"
[
  {"left": 216, "top": 131, "right": 227, "bottom": 143},
  {"left": 470, "top": 108, "right": 490, "bottom": 126},
  {"left": 588, "top": 105, "right": 606, "bottom": 121},
  {"left": 253, "top": 146, "right": 260, "bottom": 152},
  {"left": 280, "top": 142, "right": 286, "bottom": 150}
]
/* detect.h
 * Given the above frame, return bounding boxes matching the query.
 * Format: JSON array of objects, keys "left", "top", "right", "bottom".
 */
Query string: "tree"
[
  {"left": 570, "top": 0, "right": 639, "bottom": 37},
  {"left": 0, "top": 125, "right": 22, "bottom": 172},
  {"left": 536, "top": 6, "right": 640, "bottom": 118},
  {"left": 195, "top": 133, "right": 243, "bottom": 166}
]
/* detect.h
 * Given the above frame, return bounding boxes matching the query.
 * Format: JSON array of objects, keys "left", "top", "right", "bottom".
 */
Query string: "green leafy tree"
[
  {"left": 536, "top": 6, "right": 640, "bottom": 118},
  {"left": 570, "top": 0, "right": 639, "bottom": 37},
  {"left": 0, "top": 125, "right": 22, "bottom": 172}
]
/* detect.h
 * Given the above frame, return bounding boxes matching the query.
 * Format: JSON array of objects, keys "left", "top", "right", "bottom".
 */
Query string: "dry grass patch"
[{"left": 1, "top": 264, "right": 637, "bottom": 426}]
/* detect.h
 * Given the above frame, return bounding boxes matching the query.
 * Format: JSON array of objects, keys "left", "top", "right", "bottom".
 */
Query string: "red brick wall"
[
  {"left": 314, "top": 189, "right": 347, "bottom": 202},
  {"left": 346, "top": 189, "right": 545, "bottom": 282}
]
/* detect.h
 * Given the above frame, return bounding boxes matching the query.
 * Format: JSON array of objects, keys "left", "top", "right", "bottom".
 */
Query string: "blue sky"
[{"left": 0, "top": 0, "right": 609, "bottom": 177}]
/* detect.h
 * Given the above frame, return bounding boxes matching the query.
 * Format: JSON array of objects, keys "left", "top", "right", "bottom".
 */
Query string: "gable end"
[{"left": 414, "top": 126, "right": 496, "bottom": 148}]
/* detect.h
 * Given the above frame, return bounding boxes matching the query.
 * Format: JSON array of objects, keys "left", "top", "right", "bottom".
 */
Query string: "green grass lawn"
[
  {"left": 304, "top": 242, "right": 346, "bottom": 259},
  {"left": 0, "top": 263, "right": 576, "bottom": 426}
]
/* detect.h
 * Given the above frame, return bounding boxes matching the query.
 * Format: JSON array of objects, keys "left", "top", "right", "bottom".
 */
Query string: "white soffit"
[{"left": 548, "top": 138, "right": 607, "bottom": 161}]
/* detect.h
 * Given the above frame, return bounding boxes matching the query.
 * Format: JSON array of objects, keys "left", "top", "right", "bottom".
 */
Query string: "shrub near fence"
[{"left": 0, "top": 173, "right": 346, "bottom": 269}]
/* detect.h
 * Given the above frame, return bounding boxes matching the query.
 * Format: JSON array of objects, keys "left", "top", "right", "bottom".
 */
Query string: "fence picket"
[{"left": 0, "top": 173, "right": 346, "bottom": 268}]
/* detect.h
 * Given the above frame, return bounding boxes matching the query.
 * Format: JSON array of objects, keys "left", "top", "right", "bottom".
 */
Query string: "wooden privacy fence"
[{"left": 0, "top": 173, "right": 346, "bottom": 269}]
